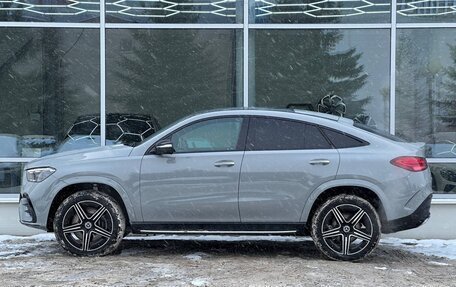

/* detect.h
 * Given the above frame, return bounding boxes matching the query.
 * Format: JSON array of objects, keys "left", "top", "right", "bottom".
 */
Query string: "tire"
[
  {"left": 53, "top": 190, "right": 126, "bottom": 256},
  {"left": 311, "top": 194, "right": 381, "bottom": 261}
]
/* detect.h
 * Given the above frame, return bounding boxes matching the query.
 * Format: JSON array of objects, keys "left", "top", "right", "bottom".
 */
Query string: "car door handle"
[
  {"left": 309, "top": 159, "right": 331, "bottom": 165},
  {"left": 214, "top": 160, "right": 235, "bottom": 167}
]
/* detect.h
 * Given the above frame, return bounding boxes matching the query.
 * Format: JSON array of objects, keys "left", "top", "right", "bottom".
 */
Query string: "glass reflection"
[
  {"left": 431, "top": 164, "right": 456, "bottom": 194},
  {"left": 106, "top": 0, "right": 243, "bottom": 23},
  {"left": 0, "top": 28, "right": 100, "bottom": 157},
  {"left": 252, "top": 0, "right": 390, "bottom": 24},
  {"left": 397, "top": 0, "right": 456, "bottom": 23},
  {"left": 0, "top": 0, "right": 99, "bottom": 22},
  {"left": 396, "top": 29, "right": 456, "bottom": 158},
  {"left": 106, "top": 29, "right": 243, "bottom": 127},
  {"left": 0, "top": 163, "right": 21, "bottom": 194},
  {"left": 250, "top": 29, "right": 390, "bottom": 131}
]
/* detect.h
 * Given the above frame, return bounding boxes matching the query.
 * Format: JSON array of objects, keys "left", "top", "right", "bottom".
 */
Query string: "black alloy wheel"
[
  {"left": 311, "top": 194, "right": 381, "bottom": 261},
  {"left": 54, "top": 190, "right": 126, "bottom": 256}
]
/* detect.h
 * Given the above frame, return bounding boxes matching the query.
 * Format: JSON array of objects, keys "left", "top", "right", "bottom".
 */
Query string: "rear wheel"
[
  {"left": 311, "top": 194, "right": 381, "bottom": 261},
  {"left": 53, "top": 190, "right": 126, "bottom": 256}
]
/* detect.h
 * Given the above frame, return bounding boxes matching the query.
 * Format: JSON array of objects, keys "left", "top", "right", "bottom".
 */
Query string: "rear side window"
[
  {"left": 322, "top": 128, "right": 368, "bottom": 149},
  {"left": 247, "top": 117, "right": 332, "bottom": 151}
]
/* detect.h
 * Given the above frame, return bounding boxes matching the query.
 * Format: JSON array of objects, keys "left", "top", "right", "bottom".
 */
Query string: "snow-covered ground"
[
  {"left": 1, "top": 233, "right": 456, "bottom": 260},
  {"left": 0, "top": 233, "right": 56, "bottom": 259},
  {"left": 0, "top": 234, "right": 455, "bottom": 286},
  {"left": 381, "top": 237, "right": 456, "bottom": 260},
  {"left": 129, "top": 234, "right": 456, "bottom": 260}
]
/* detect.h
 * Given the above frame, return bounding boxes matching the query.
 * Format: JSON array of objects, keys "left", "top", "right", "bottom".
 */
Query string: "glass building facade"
[{"left": 0, "top": 1, "right": 455, "bottom": 196}]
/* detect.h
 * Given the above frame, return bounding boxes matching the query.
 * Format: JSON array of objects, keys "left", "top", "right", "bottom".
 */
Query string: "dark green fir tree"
[
  {"left": 0, "top": 29, "right": 81, "bottom": 141},
  {"left": 110, "top": 29, "right": 240, "bottom": 126},
  {"left": 441, "top": 44, "right": 456, "bottom": 129},
  {"left": 252, "top": 29, "right": 369, "bottom": 119}
]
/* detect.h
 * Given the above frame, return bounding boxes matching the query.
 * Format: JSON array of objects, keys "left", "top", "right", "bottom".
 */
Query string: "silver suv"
[{"left": 19, "top": 109, "right": 432, "bottom": 261}]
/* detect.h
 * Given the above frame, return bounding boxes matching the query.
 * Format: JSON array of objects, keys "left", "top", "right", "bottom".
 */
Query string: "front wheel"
[
  {"left": 311, "top": 194, "right": 381, "bottom": 261},
  {"left": 53, "top": 190, "right": 126, "bottom": 256}
]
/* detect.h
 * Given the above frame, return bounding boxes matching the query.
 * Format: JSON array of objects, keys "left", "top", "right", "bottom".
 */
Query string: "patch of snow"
[
  {"left": 428, "top": 261, "right": 451, "bottom": 266},
  {"left": 0, "top": 235, "right": 19, "bottom": 242},
  {"left": 184, "top": 252, "right": 209, "bottom": 261},
  {"left": 391, "top": 269, "right": 413, "bottom": 275},
  {"left": 381, "top": 238, "right": 456, "bottom": 260},
  {"left": 374, "top": 266, "right": 388, "bottom": 270},
  {"left": 0, "top": 233, "right": 54, "bottom": 243},
  {"left": 0, "top": 233, "right": 57, "bottom": 260},
  {"left": 29, "top": 233, "right": 55, "bottom": 242},
  {"left": 191, "top": 278, "right": 209, "bottom": 287},
  {"left": 184, "top": 254, "right": 202, "bottom": 261}
]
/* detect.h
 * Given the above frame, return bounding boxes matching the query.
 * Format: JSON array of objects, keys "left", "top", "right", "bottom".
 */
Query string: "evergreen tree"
[
  {"left": 0, "top": 2, "right": 23, "bottom": 21},
  {"left": 441, "top": 44, "right": 456, "bottom": 128},
  {"left": 253, "top": 29, "right": 369, "bottom": 119},
  {"left": 110, "top": 29, "right": 239, "bottom": 126},
  {"left": 0, "top": 29, "right": 82, "bottom": 141},
  {"left": 395, "top": 30, "right": 444, "bottom": 141},
  {"left": 0, "top": 29, "right": 42, "bottom": 136}
]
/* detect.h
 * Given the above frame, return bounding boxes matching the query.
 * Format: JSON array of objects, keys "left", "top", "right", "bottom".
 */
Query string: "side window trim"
[
  {"left": 317, "top": 125, "right": 337, "bottom": 149},
  {"left": 146, "top": 116, "right": 248, "bottom": 155},
  {"left": 236, "top": 116, "right": 250, "bottom": 152}
]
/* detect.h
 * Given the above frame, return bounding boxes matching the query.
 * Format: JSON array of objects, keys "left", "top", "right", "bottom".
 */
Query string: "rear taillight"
[{"left": 390, "top": 156, "right": 428, "bottom": 172}]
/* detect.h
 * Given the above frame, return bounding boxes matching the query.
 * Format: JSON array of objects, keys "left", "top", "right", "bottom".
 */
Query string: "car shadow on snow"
[
  {"left": 118, "top": 236, "right": 443, "bottom": 264},
  {"left": 119, "top": 236, "right": 370, "bottom": 262}
]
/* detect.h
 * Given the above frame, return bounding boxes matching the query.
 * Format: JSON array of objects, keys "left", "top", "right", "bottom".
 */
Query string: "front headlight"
[{"left": 26, "top": 167, "right": 56, "bottom": 182}]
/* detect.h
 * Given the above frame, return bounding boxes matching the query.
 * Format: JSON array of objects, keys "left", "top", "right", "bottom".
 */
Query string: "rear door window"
[{"left": 247, "top": 117, "right": 332, "bottom": 151}]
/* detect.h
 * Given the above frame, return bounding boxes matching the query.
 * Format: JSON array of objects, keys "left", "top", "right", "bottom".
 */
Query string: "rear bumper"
[{"left": 382, "top": 194, "right": 432, "bottom": 233}]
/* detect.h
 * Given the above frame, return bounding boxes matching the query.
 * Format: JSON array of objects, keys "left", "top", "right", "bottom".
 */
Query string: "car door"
[
  {"left": 239, "top": 116, "right": 340, "bottom": 222},
  {"left": 140, "top": 116, "right": 247, "bottom": 222}
]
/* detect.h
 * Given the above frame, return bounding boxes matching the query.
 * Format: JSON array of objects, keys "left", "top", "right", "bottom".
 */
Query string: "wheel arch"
[
  {"left": 301, "top": 181, "right": 389, "bottom": 230},
  {"left": 46, "top": 181, "right": 135, "bottom": 232}
]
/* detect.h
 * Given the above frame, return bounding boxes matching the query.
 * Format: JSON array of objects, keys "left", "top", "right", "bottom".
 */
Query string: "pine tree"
[
  {"left": 110, "top": 29, "right": 239, "bottom": 126},
  {"left": 0, "top": 29, "right": 42, "bottom": 136},
  {"left": 0, "top": 29, "right": 81, "bottom": 141},
  {"left": 253, "top": 29, "right": 369, "bottom": 119},
  {"left": 0, "top": 2, "right": 23, "bottom": 21},
  {"left": 395, "top": 30, "right": 443, "bottom": 141},
  {"left": 442, "top": 44, "right": 456, "bottom": 128}
]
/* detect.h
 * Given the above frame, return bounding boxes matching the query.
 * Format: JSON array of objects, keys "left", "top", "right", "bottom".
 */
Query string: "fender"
[
  {"left": 299, "top": 179, "right": 390, "bottom": 223},
  {"left": 46, "top": 175, "right": 140, "bottom": 223}
]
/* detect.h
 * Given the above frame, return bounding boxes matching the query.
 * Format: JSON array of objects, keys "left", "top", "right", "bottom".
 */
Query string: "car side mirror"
[{"left": 153, "top": 139, "right": 175, "bottom": 155}]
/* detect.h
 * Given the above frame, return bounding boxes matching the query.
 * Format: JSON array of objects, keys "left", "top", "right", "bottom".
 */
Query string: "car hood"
[{"left": 25, "top": 144, "right": 134, "bottom": 169}]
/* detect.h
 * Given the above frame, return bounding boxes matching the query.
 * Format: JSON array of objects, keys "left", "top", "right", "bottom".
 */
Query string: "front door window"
[{"left": 171, "top": 117, "right": 243, "bottom": 153}]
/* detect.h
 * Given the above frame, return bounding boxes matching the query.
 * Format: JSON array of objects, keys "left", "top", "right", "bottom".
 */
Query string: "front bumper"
[
  {"left": 18, "top": 192, "right": 47, "bottom": 231},
  {"left": 19, "top": 193, "right": 46, "bottom": 230},
  {"left": 382, "top": 194, "right": 432, "bottom": 233},
  {"left": 18, "top": 172, "right": 63, "bottom": 231},
  {"left": 19, "top": 193, "right": 37, "bottom": 223}
]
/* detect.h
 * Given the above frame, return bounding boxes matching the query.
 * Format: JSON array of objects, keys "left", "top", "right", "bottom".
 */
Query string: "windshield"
[{"left": 138, "top": 113, "right": 200, "bottom": 146}]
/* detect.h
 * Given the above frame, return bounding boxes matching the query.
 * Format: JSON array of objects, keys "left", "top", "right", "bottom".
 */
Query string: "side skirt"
[{"left": 130, "top": 222, "right": 309, "bottom": 236}]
